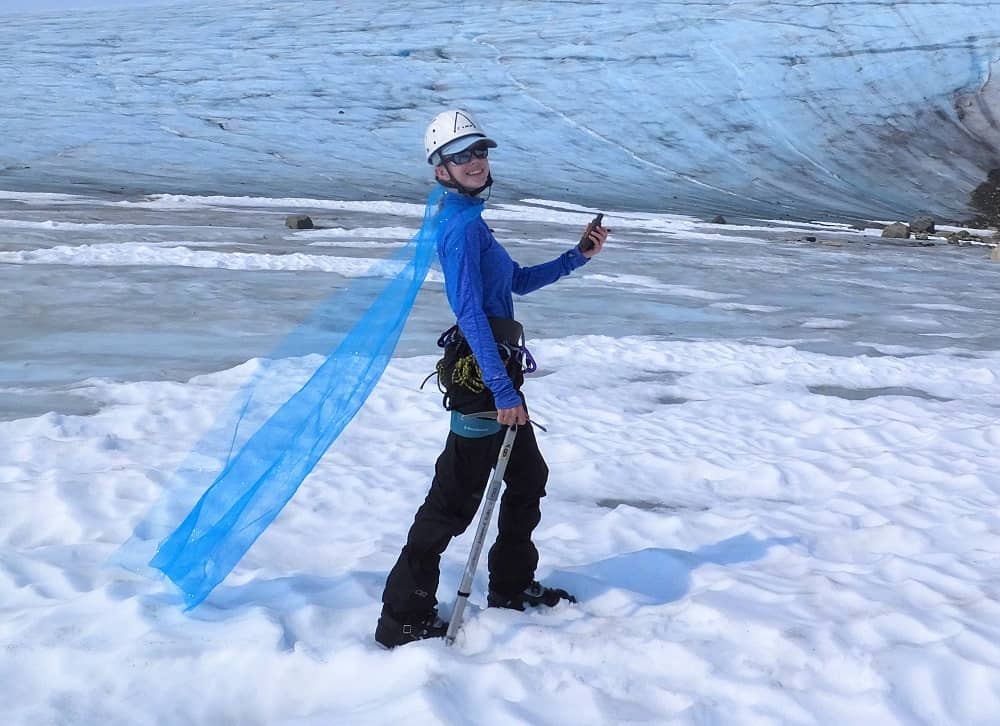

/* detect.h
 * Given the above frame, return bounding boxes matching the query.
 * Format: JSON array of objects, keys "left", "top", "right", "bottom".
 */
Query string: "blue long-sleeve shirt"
[{"left": 436, "top": 192, "right": 590, "bottom": 409}]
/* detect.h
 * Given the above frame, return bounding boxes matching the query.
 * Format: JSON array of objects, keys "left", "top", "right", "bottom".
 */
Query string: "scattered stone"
[
  {"left": 881, "top": 222, "right": 910, "bottom": 239},
  {"left": 850, "top": 223, "right": 867, "bottom": 231},
  {"left": 910, "top": 215, "right": 935, "bottom": 234},
  {"left": 285, "top": 214, "right": 314, "bottom": 230},
  {"left": 711, "top": 215, "right": 727, "bottom": 224},
  {"left": 805, "top": 236, "right": 817, "bottom": 242},
  {"left": 946, "top": 230, "right": 976, "bottom": 245},
  {"left": 970, "top": 168, "right": 1000, "bottom": 228},
  {"left": 915, "top": 233, "right": 930, "bottom": 241},
  {"left": 991, "top": 245, "right": 1000, "bottom": 262}
]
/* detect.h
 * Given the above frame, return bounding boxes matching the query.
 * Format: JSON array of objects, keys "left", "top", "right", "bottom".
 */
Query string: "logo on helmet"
[{"left": 453, "top": 112, "right": 476, "bottom": 133}]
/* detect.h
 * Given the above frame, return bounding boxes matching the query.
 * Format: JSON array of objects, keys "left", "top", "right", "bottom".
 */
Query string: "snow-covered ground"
[{"left": 2, "top": 189, "right": 1000, "bottom": 724}]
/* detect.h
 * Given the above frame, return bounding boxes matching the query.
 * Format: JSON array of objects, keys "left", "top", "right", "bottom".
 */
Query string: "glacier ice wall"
[{"left": 1, "top": 0, "right": 998, "bottom": 220}]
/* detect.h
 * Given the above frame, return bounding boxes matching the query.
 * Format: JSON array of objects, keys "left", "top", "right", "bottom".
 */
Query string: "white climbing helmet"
[{"left": 424, "top": 109, "right": 497, "bottom": 165}]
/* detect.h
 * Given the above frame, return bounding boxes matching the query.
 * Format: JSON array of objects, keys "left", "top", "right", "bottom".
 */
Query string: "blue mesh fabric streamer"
[{"left": 150, "top": 186, "right": 475, "bottom": 609}]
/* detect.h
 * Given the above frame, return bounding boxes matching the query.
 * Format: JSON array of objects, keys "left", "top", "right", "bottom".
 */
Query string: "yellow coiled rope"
[{"left": 449, "top": 354, "right": 487, "bottom": 393}]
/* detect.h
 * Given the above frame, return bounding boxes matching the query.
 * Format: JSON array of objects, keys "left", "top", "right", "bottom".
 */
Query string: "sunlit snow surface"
[
  {"left": 1, "top": 0, "right": 999, "bottom": 219},
  {"left": 2, "top": 189, "right": 1000, "bottom": 724}
]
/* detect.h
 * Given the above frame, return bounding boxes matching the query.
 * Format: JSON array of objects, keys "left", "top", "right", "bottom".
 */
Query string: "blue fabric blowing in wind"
[{"left": 151, "top": 186, "right": 477, "bottom": 609}]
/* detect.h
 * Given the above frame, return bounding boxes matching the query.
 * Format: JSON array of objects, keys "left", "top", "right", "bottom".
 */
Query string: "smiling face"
[{"left": 434, "top": 143, "right": 491, "bottom": 190}]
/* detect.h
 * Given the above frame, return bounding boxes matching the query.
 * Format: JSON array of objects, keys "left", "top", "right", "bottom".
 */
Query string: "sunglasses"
[{"left": 444, "top": 146, "right": 489, "bottom": 165}]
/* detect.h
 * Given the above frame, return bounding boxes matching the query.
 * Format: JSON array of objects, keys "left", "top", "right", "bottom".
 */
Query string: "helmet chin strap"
[{"left": 440, "top": 165, "right": 494, "bottom": 197}]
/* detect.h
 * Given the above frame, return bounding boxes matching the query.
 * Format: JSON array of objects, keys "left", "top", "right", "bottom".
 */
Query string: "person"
[{"left": 375, "top": 109, "right": 609, "bottom": 648}]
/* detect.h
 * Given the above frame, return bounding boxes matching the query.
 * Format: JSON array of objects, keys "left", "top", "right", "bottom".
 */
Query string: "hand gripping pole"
[{"left": 445, "top": 424, "right": 518, "bottom": 645}]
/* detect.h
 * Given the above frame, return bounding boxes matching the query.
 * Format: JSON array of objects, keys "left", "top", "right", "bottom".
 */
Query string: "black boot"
[
  {"left": 487, "top": 580, "right": 577, "bottom": 611},
  {"left": 375, "top": 607, "right": 448, "bottom": 649}
]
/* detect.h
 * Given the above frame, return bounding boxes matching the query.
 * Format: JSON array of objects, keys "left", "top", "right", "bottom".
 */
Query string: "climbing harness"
[{"left": 421, "top": 319, "right": 536, "bottom": 413}]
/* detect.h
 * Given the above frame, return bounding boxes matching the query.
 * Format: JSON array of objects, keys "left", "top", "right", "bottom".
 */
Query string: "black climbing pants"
[{"left": 381, "top": 421, "right": 548, "bottom": 617}]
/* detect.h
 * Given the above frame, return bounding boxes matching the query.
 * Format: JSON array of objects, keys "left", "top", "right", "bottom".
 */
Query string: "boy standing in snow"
[{"left": 376, "top": 109, "right": 609, "bottom": 648}]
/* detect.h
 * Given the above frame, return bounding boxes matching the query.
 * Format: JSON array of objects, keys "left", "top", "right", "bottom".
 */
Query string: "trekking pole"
[{"left": 445, "top": 424, "right": 518, "bottom": 645}]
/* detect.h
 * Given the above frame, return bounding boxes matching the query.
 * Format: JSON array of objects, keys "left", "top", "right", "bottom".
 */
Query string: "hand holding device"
[{"left": 578, "top": 213, "right": 605, "bottom": 252}]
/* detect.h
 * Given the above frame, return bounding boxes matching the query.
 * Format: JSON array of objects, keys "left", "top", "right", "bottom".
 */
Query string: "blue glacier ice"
[{"left": 1, "top": 0, "right": 998, "bottom": 220}]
